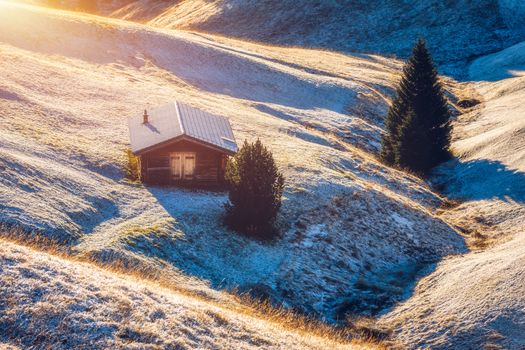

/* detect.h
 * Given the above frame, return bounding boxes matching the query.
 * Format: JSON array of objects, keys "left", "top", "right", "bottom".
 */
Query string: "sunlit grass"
[{"left": 0, "top": 225, "right": 392, "bottom": 349}]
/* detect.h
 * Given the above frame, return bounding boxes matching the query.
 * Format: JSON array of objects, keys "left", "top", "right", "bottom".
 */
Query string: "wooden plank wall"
[{"left": 140, "top": 139, "right": 227, "bottom": 186}]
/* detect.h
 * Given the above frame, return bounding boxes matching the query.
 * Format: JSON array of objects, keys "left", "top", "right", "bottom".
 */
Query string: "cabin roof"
[{"left": 128, "top": 101, "right": 238, "bottom": 155}]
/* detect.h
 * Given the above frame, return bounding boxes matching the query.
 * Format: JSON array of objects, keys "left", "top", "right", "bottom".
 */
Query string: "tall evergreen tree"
[
  {"left": 380, "top": 38, "right": 451, "bottom": 175},
  {"left": 394, "top": 109, "right": 432, "bottom": 172}
]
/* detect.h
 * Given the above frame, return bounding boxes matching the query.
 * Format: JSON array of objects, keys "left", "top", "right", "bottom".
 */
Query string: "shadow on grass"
[
  {"left": 435, "top": 158, "right": 525, "bottom": 203},
  {"left": 141, "top": 181, "right": 467, "bottom": 324},
  {"left": 136, "top": 186, "right": 285, "bottom": 291}
]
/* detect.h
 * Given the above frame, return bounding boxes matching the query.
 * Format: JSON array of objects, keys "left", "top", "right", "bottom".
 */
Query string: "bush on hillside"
[
  {"left": 125, "top": 149, "right": 140, "bottom": 182},
  {"left": 224, "top": 139, "right": 284, "bottom": 239}
]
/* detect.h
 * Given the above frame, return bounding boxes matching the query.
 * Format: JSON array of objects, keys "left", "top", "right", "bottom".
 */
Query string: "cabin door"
[
  {"left": 170, "top": 152, "right": 195, "bottom": 180},
  {"left": 183, "top": 153, "right": 196, "bottom": 180},
  {"left": 170, "top": 154, "right": 182, "bottom": 180}
]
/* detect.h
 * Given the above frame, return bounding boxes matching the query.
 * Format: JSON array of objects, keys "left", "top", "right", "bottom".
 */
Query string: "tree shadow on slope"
[
  {"left": 140, "top": 182, "right": 467, "bottom": 324},
  {"left": 139, "top": 186, "right": 284, "bottom": 291},
  {"left": 435, "top": 159, "right": 525, "bottom": 203}
]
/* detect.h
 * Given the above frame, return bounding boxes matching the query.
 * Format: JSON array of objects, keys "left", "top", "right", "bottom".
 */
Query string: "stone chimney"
[{"left": 143, "top": 109, "right": 149, "bottom": 124}]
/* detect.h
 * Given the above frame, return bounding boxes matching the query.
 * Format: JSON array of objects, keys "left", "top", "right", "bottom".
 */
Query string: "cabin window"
[
  {"left": 170, "top": 152, "right": 196, "bottom": 180},
  {"left": 148, "top": 156, "right": 169, "bottom": 169}
]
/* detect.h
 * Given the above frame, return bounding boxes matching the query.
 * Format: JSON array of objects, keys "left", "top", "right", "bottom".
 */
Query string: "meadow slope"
[
  {"left": 3, "top": 2, "right": 525, "bottom": 349},
  {"left": 40, "top": 0, "right": 525, "bottom": 76},
  {"left": 0, "top": 2, "right": 465, "bottom": 324},
  {"left": 0, "top": 238, "right": 379, "bottom": 350},
  {"left": 381, "top": 40, "right": 525, "bottom": 349}
]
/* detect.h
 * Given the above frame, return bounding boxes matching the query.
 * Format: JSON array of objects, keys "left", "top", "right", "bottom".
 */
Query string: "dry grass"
[
  {"left": 0, "top": 225, "right": 389, "bottom": 349},
  {"left": 0, "top": 2, "right": 468, "bottom": 326},
  {"left": 232, "top": 296, "right": 395, "bottom": 349}
]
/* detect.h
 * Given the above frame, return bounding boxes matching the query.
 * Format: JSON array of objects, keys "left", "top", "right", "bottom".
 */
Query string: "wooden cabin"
[{"left": 128, "top": 101, "right": 238, "bottom": 187}]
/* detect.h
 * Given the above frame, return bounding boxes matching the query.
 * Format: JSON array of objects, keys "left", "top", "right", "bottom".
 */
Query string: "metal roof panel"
[{"left": 128, "top": 101, "right": 238, "bottom": 154}]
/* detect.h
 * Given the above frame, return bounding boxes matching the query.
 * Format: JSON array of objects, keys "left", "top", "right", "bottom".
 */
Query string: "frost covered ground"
[
  {"left": 0, "top": 239, "right": 379, "bottom": 350},
  {"left": 4, "top": 2, "right": 525, "bottom": 349},
  {"left": 382, "top": 38, "right": 525, "bottom": 349},
  {"left": 0, "top": 1, "right": 466, "bottom": 327},
  {"left": 36, "top": 0, "right": 525, "bottom": 77},
  {"left": 381, "top": 233, "right": 525, "bottom": 349}
]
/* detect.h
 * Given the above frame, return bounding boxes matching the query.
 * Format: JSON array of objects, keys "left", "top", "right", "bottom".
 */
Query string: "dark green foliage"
[
  {"left": 381, "top": 38, "right": 451, "bottom": 175},
  {"left": 395, "top": 110, "right": 432, "bottom": 172},
  {"left": 380, "top": 96, "right": 409, "bottom": 165},
  {"left": 224, "top": 139, "right": 284, "bottom": 238}
]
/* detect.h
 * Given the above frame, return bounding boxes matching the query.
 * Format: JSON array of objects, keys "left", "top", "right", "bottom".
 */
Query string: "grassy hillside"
[
  {"left": 0, "top": 237, "right": 387, "bottom": 349},
  {"left": 0, "top": 2, "right": 465, "bottom": 324},
  {"left": 381, "top": 231, "right": 525, "bottom": 349},
  {"left": 39, "top": 0, "right": 525, "bottom": 77},
  {"left": 381, "top": 39, "right": 525, "bottom": 349},
  {"left": 4, "top": 2, "right": 525, "bottom": 349}
]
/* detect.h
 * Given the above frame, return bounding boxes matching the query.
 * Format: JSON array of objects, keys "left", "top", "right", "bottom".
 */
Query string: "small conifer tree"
[
  {"left": 381, "top": 38, "right": 451, "bottom": 175},
  {"left": 224, "top": 139, "right": 284, "bottom": 238}
]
